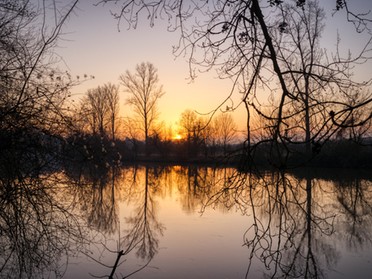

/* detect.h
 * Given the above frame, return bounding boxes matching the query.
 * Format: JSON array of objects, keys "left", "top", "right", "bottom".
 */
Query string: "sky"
[
  {"left": 55, "top": 0, "right": 372, "bottom": 135},
  {"left": 57, "top": 0, "right": 240, "bottom": 134}
]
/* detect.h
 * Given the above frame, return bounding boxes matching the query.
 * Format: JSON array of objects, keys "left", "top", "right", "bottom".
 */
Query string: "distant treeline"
[
  {"left": 1, "top": 128, "right": 371, "bottom": 180},
  {"left": 242, "top": 139, "right": 372, "bottom": 169},
  {"left": 61, "top": 131, "right": 372, "bottom": 170}
]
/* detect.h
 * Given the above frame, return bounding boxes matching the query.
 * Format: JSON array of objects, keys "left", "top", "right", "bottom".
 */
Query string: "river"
[{"left": 1, "top": 164, "right": 371, "bottom": 278}]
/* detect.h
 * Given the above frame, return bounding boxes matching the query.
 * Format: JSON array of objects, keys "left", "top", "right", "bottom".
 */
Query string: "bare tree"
[
  {"left": 0, "top": 0, "right": 80, "bottom": 134},
  {"left": 86, "top": 87, "right": 108, "bottom": 136},
  {"left": 100, "top": 0, "right": 372, "bottom": 166},
  {"left": 0, "top": 0, "right": 86, "bottom": 178},
  {"left": 120, "top": 62, "right": 165, "bottom": 153},
  {"left": 179, "top": 110, "right": 200, "bottom": 139},
  {"left": 105, "top": 83, "right": 120, "bottom": 141},
  {"left": 178, "top": 109, "right": 210, "bottom": 158},
  {"left": 212, "top": 113, "right": 237, "bottom": 155},
  {"left": 268, "top": 1, "right": 372, "bottom": 160},
  {"left": 80, "top": 83, "right": 120, "bottom": 139}
]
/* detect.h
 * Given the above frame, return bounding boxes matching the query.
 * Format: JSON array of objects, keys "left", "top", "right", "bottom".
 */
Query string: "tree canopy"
[
  {"left": 99, "top": 0, "right": 372, "bottom": 166},
  {"left": 120, "top": 62, "right": 165, "bottom": 149}
]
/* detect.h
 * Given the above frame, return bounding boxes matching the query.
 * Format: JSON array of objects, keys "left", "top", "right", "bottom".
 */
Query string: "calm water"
[{"left": 1, "top": 165, "right": 372, "bottom": 278}]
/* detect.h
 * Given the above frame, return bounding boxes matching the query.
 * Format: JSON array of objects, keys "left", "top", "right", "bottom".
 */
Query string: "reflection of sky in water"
[
  {"left": 152, "top": 202, "right": 253, "bottom": 279},
  {"left": 55, "top": 166, "right": 372, "bottom": 279},
  {"left": 338, "top": 250, "right": 372, "bottom": 279}
]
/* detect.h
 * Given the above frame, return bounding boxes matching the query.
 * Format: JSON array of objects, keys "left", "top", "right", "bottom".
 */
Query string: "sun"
[{"left": 173, "top": 134, "right": 183, "bottom": 141}]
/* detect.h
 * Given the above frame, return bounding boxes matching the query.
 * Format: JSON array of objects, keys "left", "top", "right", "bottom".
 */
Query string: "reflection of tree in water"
[
  {"left": 168, "top": 166, "right": 239, "bottom": 213},
  {"left": 0, "top": 172, "right": 90, "bottom": 278},
  {"left": 244, "top": 173, "right": 339, "bottom": 278},
  {"left": 64, "top": 163, "right": 120, "bottom": 234},
  {"left": 204, "top": 169, "right": 372, "bottom": 279},
  {"left": 98, "top": 165, "right": 166, "bottom": 278},
  {"left": 67, "top": 165, "right": 168, "bottom": 278},
  {"left": 120, "top": 166, "right": 165, "bottom": 261},
  {"left": 174, "top": 165, "right": 211, "bottom": 213},
  {"left": 335, "top": 177, "right": 372, "bottom": 250}
]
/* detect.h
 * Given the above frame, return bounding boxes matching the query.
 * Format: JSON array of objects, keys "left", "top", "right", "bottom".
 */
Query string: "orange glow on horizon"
[{"left": 173, "top": 134, "right": 183, "bottom": 141}]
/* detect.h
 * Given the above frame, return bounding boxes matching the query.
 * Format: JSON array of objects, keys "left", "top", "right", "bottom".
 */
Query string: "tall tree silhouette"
[
  {"left": 120, "top": 62, "right": 165, "bottom": 155},
  {"left": 101, "top": 0, "right": 372, "bottom": 167},
  {"left": 79, "top": 83, "right": 120, "bottom": 139}
]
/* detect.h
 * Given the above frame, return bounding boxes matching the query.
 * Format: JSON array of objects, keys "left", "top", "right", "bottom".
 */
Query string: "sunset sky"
[{"left": 56, "top": 0, "right": 372, "bottom": 135}]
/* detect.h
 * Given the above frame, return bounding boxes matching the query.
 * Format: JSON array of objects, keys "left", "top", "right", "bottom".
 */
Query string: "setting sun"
[{"left": 173, "top": 134, "right": 183, "bottom": 141}]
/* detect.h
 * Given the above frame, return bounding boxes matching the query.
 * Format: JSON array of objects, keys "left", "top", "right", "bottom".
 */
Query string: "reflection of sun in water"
[{"left": 173, "top": 134, "right": 182, "bottom": 140}]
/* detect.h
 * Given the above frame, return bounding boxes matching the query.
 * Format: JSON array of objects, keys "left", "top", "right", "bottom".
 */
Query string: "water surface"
[{"left": 1, "top": 165, "right": 372, "bottom": 278}]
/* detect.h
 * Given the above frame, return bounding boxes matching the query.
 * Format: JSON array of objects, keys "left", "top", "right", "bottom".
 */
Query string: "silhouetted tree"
[
  {"left": 100, "top": 0, "right": 372, "bottom": 167},
  {"left": 120, "top": 62, "right": 165, "bottom": 155},
  {"left": 0, "top": 0, "right": 88, "bottom": 179},
  {"left": 211, "top": 113, "right": 237, "bottom": 155},
  {"left": 0, "top": 0, "right": 82, "bottom": 132},
  {"left": 178, "top": 109, "right": 209, "bottom": 158},
  {"left": 267, "top": 1, "right": 372, "bottom": 161},
  {"left": 79, "top": 83, "right": 120, "bottom": 139},
  {"left": 106, "top": 83, "right": 121, "bottom": 141}
]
